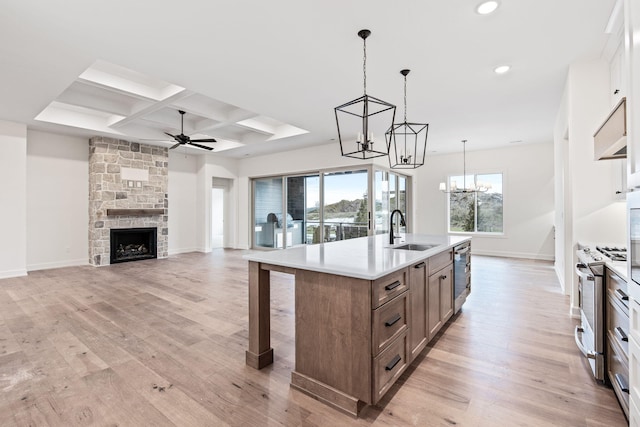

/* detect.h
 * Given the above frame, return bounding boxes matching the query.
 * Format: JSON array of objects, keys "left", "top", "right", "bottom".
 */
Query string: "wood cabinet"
[
  {"left": 288, "top": 245, "right": 463, "bottom": 415},
  {"left": 606, "top": 268, "right": 630, "bottom": 419},
  {"left": 408, "top": 259, "right": 428, "bottom": 360},
  {"left": 428, "top": 262, "right": 454, "bottom": 341}
]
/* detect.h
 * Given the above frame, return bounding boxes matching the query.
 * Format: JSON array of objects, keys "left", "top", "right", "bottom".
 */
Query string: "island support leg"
[{"left": 246, "top": 261, "right": 274, "bottom": 369}]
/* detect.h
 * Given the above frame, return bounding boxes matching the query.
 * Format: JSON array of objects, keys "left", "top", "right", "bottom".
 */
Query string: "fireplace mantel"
[{"left": 106, "top": 209, "right": 164, "bottom": 216}]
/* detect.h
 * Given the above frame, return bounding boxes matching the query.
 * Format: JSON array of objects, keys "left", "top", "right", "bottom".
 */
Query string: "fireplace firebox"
[{"left": 110, "top": 227, "right": 157, "bottom": 264}]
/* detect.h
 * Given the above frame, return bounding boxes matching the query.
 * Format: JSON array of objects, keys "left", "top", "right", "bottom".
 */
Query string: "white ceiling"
[{"left": 0, "top": 0, "right": 618, "bottom": 158}]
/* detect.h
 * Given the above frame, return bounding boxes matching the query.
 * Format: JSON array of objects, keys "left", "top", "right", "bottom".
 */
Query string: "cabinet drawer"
[
  {"left": 607, "top": 269, "right": 629, "bottom": 311},
  {"left": 372, "top": 331, "right": 407, "bottom": 404},
  {"left": 631, "top": 299, "right": 640, "bottom": 345},
  {"left": 629, "top": 397, "right": 640, "bottom": 427},
  {"left": 372, "top": 269, "right": 408, "bottom": 309},
  {"left": 608, "top": 337, "right": 630, "bottom": 419},
  {"left": 608, "top": 295, "right": 630, "bottom": 357},
  {"left": 429, "top": 249, "right": 453, "bottom": 275},
  {"left": 372, "top": 293, "right": 408, "bottom": 356}
]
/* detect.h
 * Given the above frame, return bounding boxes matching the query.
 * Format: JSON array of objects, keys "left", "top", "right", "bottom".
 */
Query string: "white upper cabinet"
[
  {"left": 610, "top": 42, "right": 625, "bottom": 107},
  {"left": 625, "top": 0, "right": 640, "bottom": 189}
]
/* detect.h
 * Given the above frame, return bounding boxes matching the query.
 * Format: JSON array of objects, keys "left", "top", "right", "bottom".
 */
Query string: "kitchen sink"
[{"left": 392, "top": 243, "right": 438, "bottom": 251}]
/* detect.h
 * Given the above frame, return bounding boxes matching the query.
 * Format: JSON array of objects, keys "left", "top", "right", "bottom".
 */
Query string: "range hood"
[{"left": 594, "top": 97, "right": 627, "bottom": 160}]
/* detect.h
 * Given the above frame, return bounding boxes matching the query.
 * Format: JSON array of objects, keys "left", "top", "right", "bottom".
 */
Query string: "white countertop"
[
  {"left": 243, "top": 234, "right": 471, "bottom": 280},
  {"left": 607, "top": 260, "right": 628, "bottom": 282}
]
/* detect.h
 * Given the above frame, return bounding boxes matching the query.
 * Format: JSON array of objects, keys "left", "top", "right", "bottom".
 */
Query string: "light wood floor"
[{"left": 0, "top": 250, "right": 627, "bottom": 426}]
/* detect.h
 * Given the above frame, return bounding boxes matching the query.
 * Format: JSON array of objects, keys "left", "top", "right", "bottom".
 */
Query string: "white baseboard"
[
  {"left": 27, "top": 258, "right": 89, "bottom": 272},
  {"left": 554, "top": 263, "right": 566, "bottom": 294},
  {"left": 169, "top": 246, "right": 247, "bottom": 255},
  {"left": 0, "top": 269, "right": 28, "bottom": 279},
  {"left": 471, "top": 249, "right": 554, "bottom": 261},
  {"left": 168, "top": 247, "right": 201, "bottom": 256}
]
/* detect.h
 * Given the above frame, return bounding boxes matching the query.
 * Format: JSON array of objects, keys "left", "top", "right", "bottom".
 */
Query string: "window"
[
  {"left": 446, "top": 173, "right": 503, "bottom": 233},
  {"left": 251, "top": 167, "right": 411, "bottom": 249},
  {"left": 374, "top": 170, "right": 407, "bottom": 235},
  {"left": 322, "top": 170, "right": 369, "bottom": 242}
]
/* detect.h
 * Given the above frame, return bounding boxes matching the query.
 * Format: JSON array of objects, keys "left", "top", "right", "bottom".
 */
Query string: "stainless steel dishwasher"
[{"left": 453, "top": 242, "right": 471, "bottom": 313}]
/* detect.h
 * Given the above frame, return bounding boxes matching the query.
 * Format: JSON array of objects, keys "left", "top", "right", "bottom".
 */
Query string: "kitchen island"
[{"left": 243, "top": 233, "right": 471, "bottom": 415}]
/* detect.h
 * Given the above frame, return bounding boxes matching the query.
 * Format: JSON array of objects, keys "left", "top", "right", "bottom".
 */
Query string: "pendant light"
[
  {"left": 386, "top": 69, "right": 428, "bottom": 169},
  {"left": 335, "top": 29, "right": 396, "bottom": 160},
  {"left": 439, "top": 140, "right": 491, "bottom": 193}
]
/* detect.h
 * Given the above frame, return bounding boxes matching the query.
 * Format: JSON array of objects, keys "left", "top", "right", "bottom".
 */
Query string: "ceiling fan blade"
[
  {"left": 188, "top": 142, "right": 214, "bottom": 151},
  {"left": 164, "top": 132, "right": 178, "bottom": 140},
  {"left": 190, "top": 138, "right": 217, "bottom": 143},
  {"left": 169, "top": 142, "right": 182, "bottom": 150}
]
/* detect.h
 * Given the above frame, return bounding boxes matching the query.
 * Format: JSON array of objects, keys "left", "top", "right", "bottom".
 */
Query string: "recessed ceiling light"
[
  {"left": 494, "top": 65, "right": 511, "bottom": 74},
  {"left": 476, "top": 1, "right": 499, "bottom": 15}
]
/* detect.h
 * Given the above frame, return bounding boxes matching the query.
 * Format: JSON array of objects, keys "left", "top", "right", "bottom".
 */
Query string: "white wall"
[
  {"left": 561, "top": 60, "right": 627, "bottom": 314},
  {"left": 568, "top": 61, "right": 627, "bottom": 245},
  {"left": 195, "top": 155, "right": 239, "bottom": 251},
  {"left": 0, "top": 120, "right": 27, "bottom": 278},
  {"left": 168, "top": 152, "right": 199, "bottom": 254},
  {"left": 167, "top": 153, "right": 240, "bottom": 253},
  {"left": 415, "top": 142, "right": 556, "bottom": 260},
  {"left": 26, "top": 130, "right": 89, "bottom": 270},
  {"left": 553, "top": 83, "right": 570, "bottom": 293}
]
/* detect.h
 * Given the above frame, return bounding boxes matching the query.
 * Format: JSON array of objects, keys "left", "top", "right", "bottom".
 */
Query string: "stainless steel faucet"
[{"left": 389, "top": 209, "right": 406, "bottom": 244}]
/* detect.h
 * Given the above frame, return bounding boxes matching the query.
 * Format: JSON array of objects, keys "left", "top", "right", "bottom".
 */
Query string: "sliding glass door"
[
  {"left": 321, "top": 170, "right": 368, "bottom": 243},
  {"left": 253, "top": 177, "right": 284, "bottom": 248},
  {"left": 287, "top": 174, "right": 319, "bottom": 246},
  {"left": 252, "top": 167, "right": 409, "bottom": 249},
  {"left": 374, "top": 170, "right": 407, "bottom": 236}
]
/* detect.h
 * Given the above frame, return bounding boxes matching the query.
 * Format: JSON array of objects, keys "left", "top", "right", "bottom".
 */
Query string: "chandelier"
[
  {"left": 386, "top": 69, "right": 428, "bottom": 169},
  {"left": 335, "top": 29, "right": 396, "bottom": 160},
  {"left": 439, "top": 140, "right": 491, "bottom": 193}
]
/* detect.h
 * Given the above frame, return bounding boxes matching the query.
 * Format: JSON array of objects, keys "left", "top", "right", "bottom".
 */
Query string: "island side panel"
[
  {"left": 246, "top": 261, "right": 274, "bottom": 369},
  {"left": 293, "top": 269, "right": 372, "bottom": 406}
]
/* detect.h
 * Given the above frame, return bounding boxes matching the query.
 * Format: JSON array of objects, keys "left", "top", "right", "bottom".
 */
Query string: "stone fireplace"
[{"left": 88, "top": 137, "right": 168, "bottom": 266}]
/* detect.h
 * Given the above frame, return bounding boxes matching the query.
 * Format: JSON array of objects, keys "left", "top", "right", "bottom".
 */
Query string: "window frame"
[
  {"left": 250, "top": 165, "right": 412, "bottom": 249},
  {"left": 444, "top": 171, "right": 505, "bottom": 237}
]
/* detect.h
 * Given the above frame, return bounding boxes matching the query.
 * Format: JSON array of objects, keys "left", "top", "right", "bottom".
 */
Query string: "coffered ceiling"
[{"left": 0, "top": 0, "right": 618, "bottom": 158}]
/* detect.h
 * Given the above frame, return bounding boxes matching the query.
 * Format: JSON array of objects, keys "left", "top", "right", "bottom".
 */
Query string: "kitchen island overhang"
[{"left": 243, "top": 233, "right": 471, "bottom": 415}]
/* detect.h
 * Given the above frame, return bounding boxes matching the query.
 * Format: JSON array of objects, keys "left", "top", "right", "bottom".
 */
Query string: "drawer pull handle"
[
  {"left": 385, "top": 354, "right": 401, "bottom": 371},
  {"left": 385, "top": 313, "right": 402, "bottom": 327},
  {"left": 615, "top": 326, "right": 629, "bottom": 342},
  {"left": 385, "top": 281, "right": 401, "bottom": 291},
  {"left": 615, "top": 288, "right": 629, "bottom": 301},
  {"left": 414, "top": 262, "right": 426, "bottom": 269},
  {"left": 440, "top": 275, "right": 447, "bottom": 280},
  {"left": 615, "top": 373, "right": 630, "bottom": 394}
]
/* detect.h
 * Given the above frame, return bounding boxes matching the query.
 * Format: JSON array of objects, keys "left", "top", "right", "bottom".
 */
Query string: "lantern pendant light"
[
  {"left": 386, "top": 69, "right": 428, "bottom": 169},
  {"left": 335, "top": 29, "right": 396, "bottom": 160},
  {"left": 439, "top": 139, "right": 491, "bottom": 193}
]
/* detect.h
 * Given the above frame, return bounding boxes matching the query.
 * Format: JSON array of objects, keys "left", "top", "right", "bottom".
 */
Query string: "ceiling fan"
[{"left": 166, "top": 110, "right": 216, "bottom": 151}]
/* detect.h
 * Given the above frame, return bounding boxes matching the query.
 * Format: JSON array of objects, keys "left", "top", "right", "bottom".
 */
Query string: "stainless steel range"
[
  {"left": 596, "top": 246, "right": 627, "bottom": 262},
  {"left": 575, "top": 247, "right": 606, "bottom": 382}
]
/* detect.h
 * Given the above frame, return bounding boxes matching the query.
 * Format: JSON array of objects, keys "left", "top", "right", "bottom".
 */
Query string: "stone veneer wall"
[{"left": 88, "top": 137, "right": 168, "bottom": 266}]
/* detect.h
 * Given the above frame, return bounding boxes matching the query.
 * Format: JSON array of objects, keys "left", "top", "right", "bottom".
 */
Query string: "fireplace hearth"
[{"left": 110, "top": 228, "right": 157, "bottom": 264}]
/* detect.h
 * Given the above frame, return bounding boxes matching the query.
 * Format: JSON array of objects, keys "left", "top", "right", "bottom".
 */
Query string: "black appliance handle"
[
  {"left": 615, "top": 288, "right": 629, "bottom": 301},
  {"left": 615, "top": 326, "right": 629, "bottom": 342},
  {"left": 615, "top": 373, "right": 630, "bottom": 394}
]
